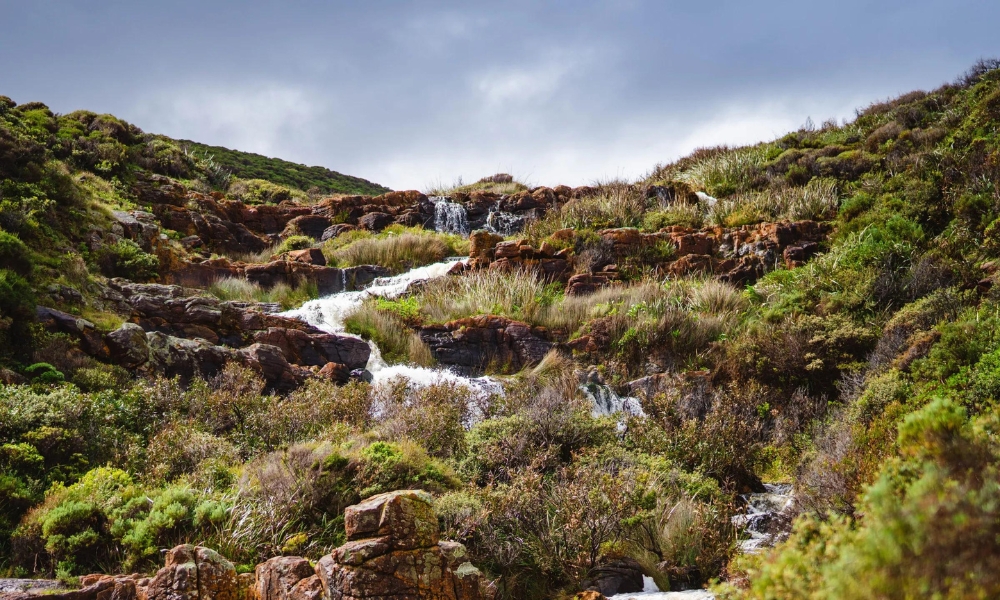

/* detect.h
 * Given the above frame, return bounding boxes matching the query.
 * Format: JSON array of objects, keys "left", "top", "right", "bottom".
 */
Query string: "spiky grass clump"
[
  {"left": 208, "top": 277, "right": 318, "bottom": 309},
  {"left": 325, "top": 227, "right": 468, "bottom": 274}
]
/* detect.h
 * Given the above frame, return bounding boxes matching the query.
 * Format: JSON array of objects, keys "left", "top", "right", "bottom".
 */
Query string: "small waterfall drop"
[
  {"left": 282, "top": 258, "right": 500, "bottom": 399},
  {"left": 731, "top": 483, "right": 794, "bottom": 553},
  {"left": 484, "top": 202, "right": 524, "bottom": 236},
  {"left": 432, "top": 196, "right": 469, "bottom": 235},
  {"left": 581, "top": 382, "right": 645, "bottom": 418}
]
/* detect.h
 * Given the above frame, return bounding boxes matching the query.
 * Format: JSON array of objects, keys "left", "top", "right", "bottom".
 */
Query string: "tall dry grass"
[
  {"left": 325, "top": 229, "right": 468, "bottom": 273},
  {"left": 707, "top": 177, "right": 839, "bottom": 227},
  {"left": 208, "top": 277, "right": 318, "bottom": 309}
]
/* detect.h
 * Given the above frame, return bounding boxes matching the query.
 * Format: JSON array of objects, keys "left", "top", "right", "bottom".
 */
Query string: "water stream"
[
  {"left": 283, "top": 258, "right": 498, "bottom": 396},
  {"left": 731, "top": 483, "right": 794, "bottom": 553}
]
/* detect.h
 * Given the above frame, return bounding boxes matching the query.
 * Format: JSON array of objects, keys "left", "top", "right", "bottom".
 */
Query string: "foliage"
[{"left": 95, "top": 239, "right": 158, "bottom": 281}]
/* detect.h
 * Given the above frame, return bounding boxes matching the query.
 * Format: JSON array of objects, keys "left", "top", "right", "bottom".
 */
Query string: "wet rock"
[{"left": 582, "top": 558, "right": 644, "bottom": 597}]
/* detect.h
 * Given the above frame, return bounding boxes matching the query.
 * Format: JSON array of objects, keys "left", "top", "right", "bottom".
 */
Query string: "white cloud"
[{"left": 129, "top": 83, "right": 324, "bottom": 159}]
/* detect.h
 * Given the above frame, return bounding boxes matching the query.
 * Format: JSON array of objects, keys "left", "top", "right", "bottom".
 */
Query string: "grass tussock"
[
  {"left": 208, "top": 277, "right": 318, "bottom": 309},
  {"left": 324, "top": 226, "right": 468, "bottom": 273},
  {"left": 343, "top": 300, "right": 434, "bottom": 366}
]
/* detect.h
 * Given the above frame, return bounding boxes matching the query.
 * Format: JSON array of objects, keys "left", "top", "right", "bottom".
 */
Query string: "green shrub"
[
  {"left": 274, "top": 235, "right": 314, "bottom": 255},
  {"left": 0, "top": 268, "right": 35, "bottom": 324},
  {"left": 0, "top": 231, "right": 31, "bottom": 275},
  {"left": 344, "top": 301, "right": 432, "bottom": 365},
  {"left": 228, "top": 178, "right": 307, "bottom": 204},
  {"left": 24, "top": 363, "right": 64, "bottom": 384},
  {"left": 96, "top": 239, "right": 159, "bottom": 281}
]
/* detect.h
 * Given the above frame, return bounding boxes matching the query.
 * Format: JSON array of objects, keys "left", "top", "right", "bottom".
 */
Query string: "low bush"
[
  {"left": 227, "top": 178, "right": 308, "bottom": 204},
  {"left": 0, "top": 231, "right": 32, "bottom": 275},
  {"left": 95, "top": 239, "right": 158, "bottom": 281}
]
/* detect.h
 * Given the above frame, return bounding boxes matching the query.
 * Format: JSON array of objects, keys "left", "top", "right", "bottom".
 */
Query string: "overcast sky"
[{"left": 2, "top": 1, "right": 999, "bottom": 190}]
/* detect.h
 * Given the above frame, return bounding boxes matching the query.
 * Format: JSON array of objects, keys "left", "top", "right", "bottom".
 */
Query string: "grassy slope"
[{"left": 179, "top": 139, "right": 391, "bottom": 196}]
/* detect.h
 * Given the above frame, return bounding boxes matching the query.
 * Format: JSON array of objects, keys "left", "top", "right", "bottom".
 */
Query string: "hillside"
[
  {"left": 177, "top": 139, "right": 390, "bottom": 196},
  {"left": 2, "top": 60, "right": 1000, "bottom": 600}
]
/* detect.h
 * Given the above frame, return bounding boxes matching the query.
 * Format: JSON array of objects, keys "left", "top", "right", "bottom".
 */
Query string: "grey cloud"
[{"left": 2, "top": 0, "right": 998, "bottom": 189}]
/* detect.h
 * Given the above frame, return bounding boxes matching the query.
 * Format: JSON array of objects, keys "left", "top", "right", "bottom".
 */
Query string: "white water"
[
  {"left": 732, "top": 483, "right": 794, "bottom": 553},
  {"left": 432, "top": 196, "right": 469, "bottom": 235},
  {"left": 484, "top": 202, "right": 524, "bottom": 236},
  {"left": 283, "top": 259, "right": 501, "bottom": 396},
  {"left": 581, "top": 382, "right": 645, "bottom": 418},
  {"left": 609, "top": 577, "right": 714, "bottom": 599}
]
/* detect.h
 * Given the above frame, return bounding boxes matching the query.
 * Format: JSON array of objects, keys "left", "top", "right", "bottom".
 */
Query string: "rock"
[
  {"left": 145, "top": 544, "right": 239, "bottom": 600},
  {"left": 238, "top": 343, "right": 308, "bottom": 393},
  {"left": 316, "top": 490, "right": 483, "bottom": 600},
  {"left": 283, "top": 215, "right": 332, "bottom": 239},
  {"left": 35, "top": 306, "right": 109, "bottom": 359},
  {"left": 252, "top": 328, "right": 371, "bottom": 370},
  {"left": 344, "top": 490, "right": 439, "bottom": 549},
  {"left": 582, "top": 558, "right": 645, "bottom": 597},
  {"left": 419, "top": 316, "right": 552, "bottom": 372},
  {"left": 287, "top": 575, "right": 323, "bottom": 600},
  {"left": 285, "top": 248, "right": 327, "bottom": 266},
  {"left": 254, "top": 556, "right": 315, "bottom": 600},
  {"left": 105, "top": 323, "right": 150, "bottom": 368},
  {"left": 574, "top": 592, "right": 607, "bottom": 600},
  {"left": 469, "top": 231, "right": 503, "bottom": 261},
  {"left": 318, "top": 362, "right": 351, "bottom": 383},
  {"left": 357, "top": 212, "right": 393, "bottom": 231},
  {"left": 321, "top": 224, "right": 356, "bottom": 241}
]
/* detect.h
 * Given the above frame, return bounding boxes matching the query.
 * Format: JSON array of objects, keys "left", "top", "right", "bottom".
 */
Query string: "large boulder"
[
  {"left": 254, "top": 556, "right": 315, "bottom": 600},
  {"left": 105, "top": 322, "right": 150, "bottom": 367},
  {"left": 315, "top": 490, "right": 484, "bottom": 600}
]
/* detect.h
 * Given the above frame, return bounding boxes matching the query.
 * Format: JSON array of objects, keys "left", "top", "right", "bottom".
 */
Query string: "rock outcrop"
[
  {"left": 466, "top": 220, "right": 831, "bottom": 293},
  {"left": 315, "top": 490, "right": 484, "bottom": 600},
  {"left": 38, "top": 280, "right": 372, "bottom": 390},
  {"left": 419, "top": 315, "right": 553, "bottom": 371}
]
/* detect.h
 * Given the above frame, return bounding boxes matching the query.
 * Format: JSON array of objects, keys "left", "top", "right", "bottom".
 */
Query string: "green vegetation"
[
  {"left": 323, "top": 225, "right": 468, "bottom": 273},
  {"left": 179, "top": 140, "right": 390, "bottom": 196},
  {"left": 426, "top": 173, "right": 530, "bottom": 196},
  {"left": 207, "top": 277, "right": 318, "bottom": 310}
]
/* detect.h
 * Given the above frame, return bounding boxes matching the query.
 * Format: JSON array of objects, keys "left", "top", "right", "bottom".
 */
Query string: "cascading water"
[
  {"left": 731, "top": 483, "right": 794, "bottom": 553},
  {"left": 484, "top": 202, "right": 524, "bottom": 236},
  {"left": 282, "top": 258, "right": 500, "bottom": 397},
  {"left": 581, "top": 382, "right": 645, "bottom": 418},
  {"left": 432, "top": 196, "right": 469, "bottom": 235},
  {"left": 609, "top": 583, "right": 715, "bottom": 599}
]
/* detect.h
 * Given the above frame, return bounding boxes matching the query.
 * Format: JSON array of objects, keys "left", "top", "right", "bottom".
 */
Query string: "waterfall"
[
  {"left": 432, "top": 196, "right": 469, "bottom": 235},
  {"left": 282, "top": 258, "right": 500, "bottom": 398},
  {"left": 731, "top": 483, "right": 794, "bottom": 553},
  {"left": 484, "top": 202, "right": 524, "bottom": 236},
  {"left": 581, "top": 382, "right": 645, "bottom": 418}
]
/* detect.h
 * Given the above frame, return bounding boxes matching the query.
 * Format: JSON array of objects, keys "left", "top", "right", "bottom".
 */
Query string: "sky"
[{"left": 2, "top": 1, "right": 999, "bottom": 190}]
